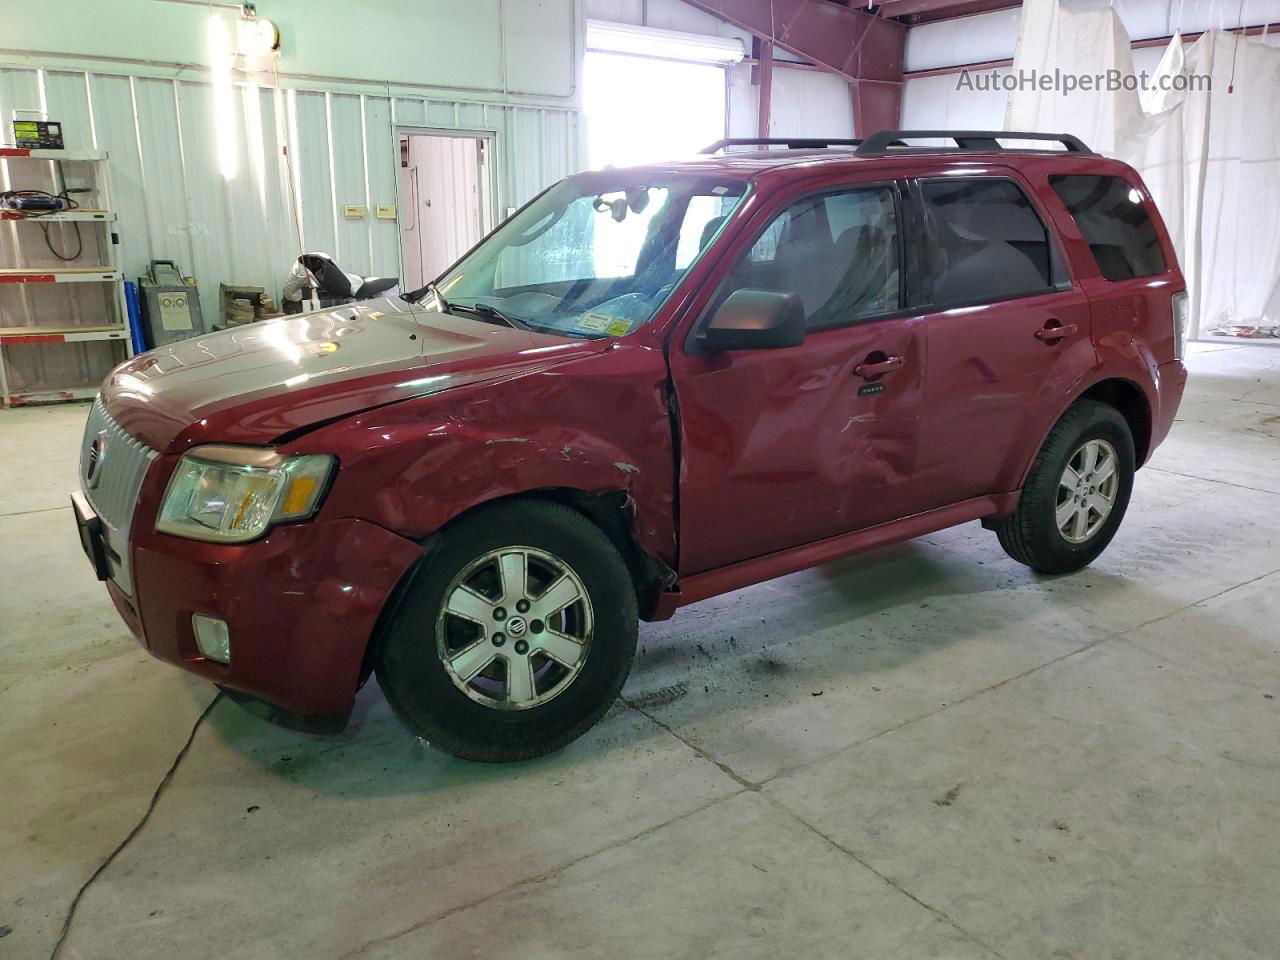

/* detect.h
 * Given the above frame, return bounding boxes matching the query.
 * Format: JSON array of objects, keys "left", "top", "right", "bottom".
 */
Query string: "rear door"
[
  {"left": 1046, "top": 172, "right": 1182, "bottom": 365},
  {"left": 907, "top": 170, "right": 1096, "bottom": 506},
  {"left": 668, "top": 178, "right": 928, "bottom": 575}
]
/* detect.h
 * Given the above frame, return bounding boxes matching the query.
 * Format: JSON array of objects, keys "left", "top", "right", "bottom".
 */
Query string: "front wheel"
[
  {"left": 991, "top": 399, "right": 1135, "bottom": 573},
  {"left": 376, "top": 501, "right": 638, "bottom": 762}
]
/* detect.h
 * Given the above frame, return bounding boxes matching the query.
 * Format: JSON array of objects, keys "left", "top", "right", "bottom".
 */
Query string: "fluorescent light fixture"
[
  {"left": 208, "top": 13, "right": 238, "bottom": 180},
  {"left": 585, "top": 19, "right": 745, "bottom": 64}
]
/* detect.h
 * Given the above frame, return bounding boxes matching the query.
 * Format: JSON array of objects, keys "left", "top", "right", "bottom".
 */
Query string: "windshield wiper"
[{"left": 449, "top": 300, "right": 532, "bottom": 331}]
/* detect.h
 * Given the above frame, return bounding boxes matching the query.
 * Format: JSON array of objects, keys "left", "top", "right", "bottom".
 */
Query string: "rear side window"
[
  {"left": 1049, "top": 174, "right": 1166, "bottom": 280},
  {"left": 920, "top": 179, "right": 1055, "bottom": 306}
]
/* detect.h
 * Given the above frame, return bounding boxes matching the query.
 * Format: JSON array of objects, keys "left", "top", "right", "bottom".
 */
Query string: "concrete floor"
[{"left": 2, "top": 342, "right": 1278, "bottom": 960}]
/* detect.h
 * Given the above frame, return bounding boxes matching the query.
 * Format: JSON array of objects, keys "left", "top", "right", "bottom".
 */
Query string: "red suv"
[{"left": 73, "top": 130, "right": 1188, "bottom": 761}]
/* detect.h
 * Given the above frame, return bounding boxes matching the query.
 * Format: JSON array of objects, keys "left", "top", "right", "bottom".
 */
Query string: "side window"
[
  {"left": 1049, "top": 174, "right": 1166, "bottom": 280},
  {"left": 719, "top": 186, "right": 900, "bottom": 329},
  {"left": 920, "top": 178, "right": 1054, "bottom": 306},
  {"left": 748, "top": 211, "right": 788, "bottom": 263},
  {"left": 674, "top": 193, "right": 740, "bottom": 269}
]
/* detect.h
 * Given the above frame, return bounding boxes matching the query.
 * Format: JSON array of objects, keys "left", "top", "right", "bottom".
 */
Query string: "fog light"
[{"left": 193, "top": 614, "right": 231, "bottom": 664}]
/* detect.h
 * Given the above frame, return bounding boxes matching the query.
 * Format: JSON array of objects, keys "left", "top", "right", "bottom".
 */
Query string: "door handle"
[
  {"left": 853, "top": 355, "right": 905, "bottom": 380},
  {"left": 1035, "top": 320, "right": 1078, "bottom": 342}
]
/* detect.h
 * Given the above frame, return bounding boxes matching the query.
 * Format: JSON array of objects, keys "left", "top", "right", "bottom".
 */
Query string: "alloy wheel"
[
  {"left": 1056, "top": 438, "right": 1119, "bottom": 544},
  {"left": 436, "top": 546, "right": 594, "bottom": 710}
]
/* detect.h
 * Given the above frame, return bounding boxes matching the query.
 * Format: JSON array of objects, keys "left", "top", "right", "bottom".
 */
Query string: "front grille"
[{"left": 79, "top": 396, "right": 157, "bottom": 595}]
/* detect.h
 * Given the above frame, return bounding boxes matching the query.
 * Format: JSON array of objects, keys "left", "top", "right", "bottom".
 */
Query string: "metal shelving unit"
[{"left": 0, "top": 147, "right": 131, "bottom": 406}]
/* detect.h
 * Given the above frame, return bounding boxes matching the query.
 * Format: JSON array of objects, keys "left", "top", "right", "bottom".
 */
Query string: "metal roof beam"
[
  {"left": 873, "top": 0, "right": 1020, "bottom": 25},
  {"left": 678, "top": 0, "right": 906, "bottom": 84}
]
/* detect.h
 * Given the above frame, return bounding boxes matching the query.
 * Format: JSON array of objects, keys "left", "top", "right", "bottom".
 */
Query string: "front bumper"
[{"left": 120, "top": 516, "right": 423, "bottom": 723}]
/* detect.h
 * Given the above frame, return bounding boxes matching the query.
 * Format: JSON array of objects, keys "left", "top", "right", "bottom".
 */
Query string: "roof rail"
[
  {"left": 700, "top": 137, "right": 862, "bottom": 154},
  {"left": 855, "top": 130, "right": 1094, "bottom": 156}
]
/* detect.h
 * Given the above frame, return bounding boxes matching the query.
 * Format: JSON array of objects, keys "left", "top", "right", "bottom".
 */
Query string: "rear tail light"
[{"left": 1172, "top": 291, "right": 1189, "bottom": 360}]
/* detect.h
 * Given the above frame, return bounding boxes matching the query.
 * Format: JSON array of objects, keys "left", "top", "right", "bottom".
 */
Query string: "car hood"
[{"left": 102, "top": 297, "right": 609, "bottom": 451}]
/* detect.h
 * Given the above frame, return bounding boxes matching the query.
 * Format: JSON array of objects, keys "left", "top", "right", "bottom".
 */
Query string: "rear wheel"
[
  {"left": 992, "top": 399, "right": 1135, "bottom": 573},
  {"left": 376, "top": 501, "right": 637, "bottom": 762}
]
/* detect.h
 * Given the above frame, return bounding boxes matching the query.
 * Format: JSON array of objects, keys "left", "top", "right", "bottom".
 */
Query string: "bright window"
[{"left": 584, "top": 51, "right": 727, "bottom": 168}]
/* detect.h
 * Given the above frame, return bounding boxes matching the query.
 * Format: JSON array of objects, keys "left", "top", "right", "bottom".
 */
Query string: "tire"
[
  {"left": 992, "top": 399, "right": 1135, "bottom": 574},
  {"left": 376, "top": 500, "right": 638, "bottom": 762}
]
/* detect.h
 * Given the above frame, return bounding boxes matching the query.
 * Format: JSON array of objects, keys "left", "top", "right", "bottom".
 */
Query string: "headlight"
[
  {"left": 1172, "top": 290, "right": 1189, "bottom": 360},
  {"left": 156, "top": 446, "right": 335, "bottom": 543}
]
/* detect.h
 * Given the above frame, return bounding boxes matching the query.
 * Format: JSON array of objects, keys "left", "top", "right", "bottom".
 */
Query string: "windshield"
[{"left": 417, "top": 172, "right": 749, "bottom": 339}]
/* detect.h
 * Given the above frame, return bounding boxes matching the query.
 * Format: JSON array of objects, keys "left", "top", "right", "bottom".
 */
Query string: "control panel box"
[
  {"left": 139, "top": 259, "right": 204, "bottom": 348},
  {"left": 12, "top": 119, "right": 64, "bottom": 149}
]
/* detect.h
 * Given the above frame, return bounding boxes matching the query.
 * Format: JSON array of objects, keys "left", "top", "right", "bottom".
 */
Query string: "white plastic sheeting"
[
  {"left": 901, "top": 69, "right": 1016, "bottom": 130},
  {"left": 727, "top": 64, "right": 856, "bottom": 140},
  {"left": 1005, "top": 1, "right": 1145, "bottom": 155},
  {"left": 0, "top": 67, "right": 581, "bottom": 333},
  {"left": 1005, "top": 2, "right": 1280, "bottom": 338},
  {"left": 903, "top": 0, "right": 1280, "bottom": 72},
  {"left": 1127, "top": 31, "right": 1280, "bottom": 337}
]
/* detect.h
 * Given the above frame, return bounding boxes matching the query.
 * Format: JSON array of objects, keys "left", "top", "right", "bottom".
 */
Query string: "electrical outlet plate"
[
  {"left": 343, "top": 204, "right": 366, "bottom": 219},
  {"left": 375, "top": 204, "right": 397, "bottom": 220}
]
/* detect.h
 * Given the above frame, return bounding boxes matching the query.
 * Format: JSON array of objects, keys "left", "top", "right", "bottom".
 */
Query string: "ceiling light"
[{"left": 586, "top": 19, "right": 745, "bottom": 64}]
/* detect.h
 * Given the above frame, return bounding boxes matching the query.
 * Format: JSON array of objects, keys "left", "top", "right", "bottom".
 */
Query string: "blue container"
[{"left": 123, "top": 280, "right": 146, "bottom": 355}]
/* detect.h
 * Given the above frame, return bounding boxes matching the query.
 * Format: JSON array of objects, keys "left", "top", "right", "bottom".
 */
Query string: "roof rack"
[
  {"left": 700, "top": 137, "right": 862, "bottom": 154},
  {"left": 855, "top": 130, "right": 1093, "bottom": 155}
]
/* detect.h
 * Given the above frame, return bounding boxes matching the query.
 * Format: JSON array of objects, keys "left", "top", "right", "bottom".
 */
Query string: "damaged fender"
[{"left": 289, "top": 342, "right": 680, "bottom": 571}]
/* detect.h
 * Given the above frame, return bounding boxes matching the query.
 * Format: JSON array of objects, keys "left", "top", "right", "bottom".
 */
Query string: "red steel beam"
[
  {"left": 679, "top": 0, "right": 906, "bottom": 83},
  {"left": 755, "top": 37, "right": 775, "bottom": 137},
  {"left": 874, "top": 0, "right": 1020, "bottom": 25},
  {"left": 852, "top": 79, "right": 903, "bottom": 136},
  {"left": 680, "top": 0, "right": 906, "bottom": 134}
]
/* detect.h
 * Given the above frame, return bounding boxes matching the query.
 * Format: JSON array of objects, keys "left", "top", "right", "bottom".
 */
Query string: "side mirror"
[{"left": 701, "top": 289, "right": 806, "bottom": 351}]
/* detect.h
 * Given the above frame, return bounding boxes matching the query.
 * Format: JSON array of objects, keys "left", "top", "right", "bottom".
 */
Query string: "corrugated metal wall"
[{"left": 0, "top": 66, "right": 582, "bottom": 332}]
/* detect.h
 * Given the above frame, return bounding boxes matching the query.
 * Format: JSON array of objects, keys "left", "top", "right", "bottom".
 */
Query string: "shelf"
[
  {"left": 0, "top": 209, "right": 116, "bottom": 223},
  {"left": 0, "top": 147, "right": 124, "bottom": 408},
  {"left": 5, "top": 384, "right": 100, "bottom": 406},
  {"left": 0, "top": 325, "right": 128, "bottom": 344},
  {"left": 0, "top": 268, "right": 122, "bottom": 284},
  {"left": 0, "top": 148, "right": 108, "bottom": 161}
]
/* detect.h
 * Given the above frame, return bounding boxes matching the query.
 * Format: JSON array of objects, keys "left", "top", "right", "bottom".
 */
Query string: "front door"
[{"left": 669, "top": 181, "right": 927, "bottom": 575}]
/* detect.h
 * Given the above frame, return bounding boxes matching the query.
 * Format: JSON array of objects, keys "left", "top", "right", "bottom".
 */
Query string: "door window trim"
[
  {"left": 906, "top": 174, "right": 1074, "bottom": 314},
  {"left": 685, "top": 179, "right": 911, "bottom": 353}
]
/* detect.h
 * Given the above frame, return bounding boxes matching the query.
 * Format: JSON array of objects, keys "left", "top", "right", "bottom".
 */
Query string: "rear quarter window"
[{"left": 1049, "top": 174, "right": 1166, "bottom": 281}]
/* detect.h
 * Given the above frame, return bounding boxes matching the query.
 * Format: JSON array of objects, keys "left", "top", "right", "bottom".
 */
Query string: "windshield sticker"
[
  {"left": 579, "top": 313, "right": 611, "bottom": 332},
  {"left": 606, "top": 319, "right": 632, "bottom": 337}
]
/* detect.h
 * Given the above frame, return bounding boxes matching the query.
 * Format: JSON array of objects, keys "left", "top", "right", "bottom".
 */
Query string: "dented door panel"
[{"left": 669, "top": 316, "right": 926, "bottom": 575}]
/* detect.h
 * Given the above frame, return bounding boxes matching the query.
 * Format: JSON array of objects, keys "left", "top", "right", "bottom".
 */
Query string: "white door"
[{"left": 399, "top": 133, "right": 492, "bottom": 289}]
